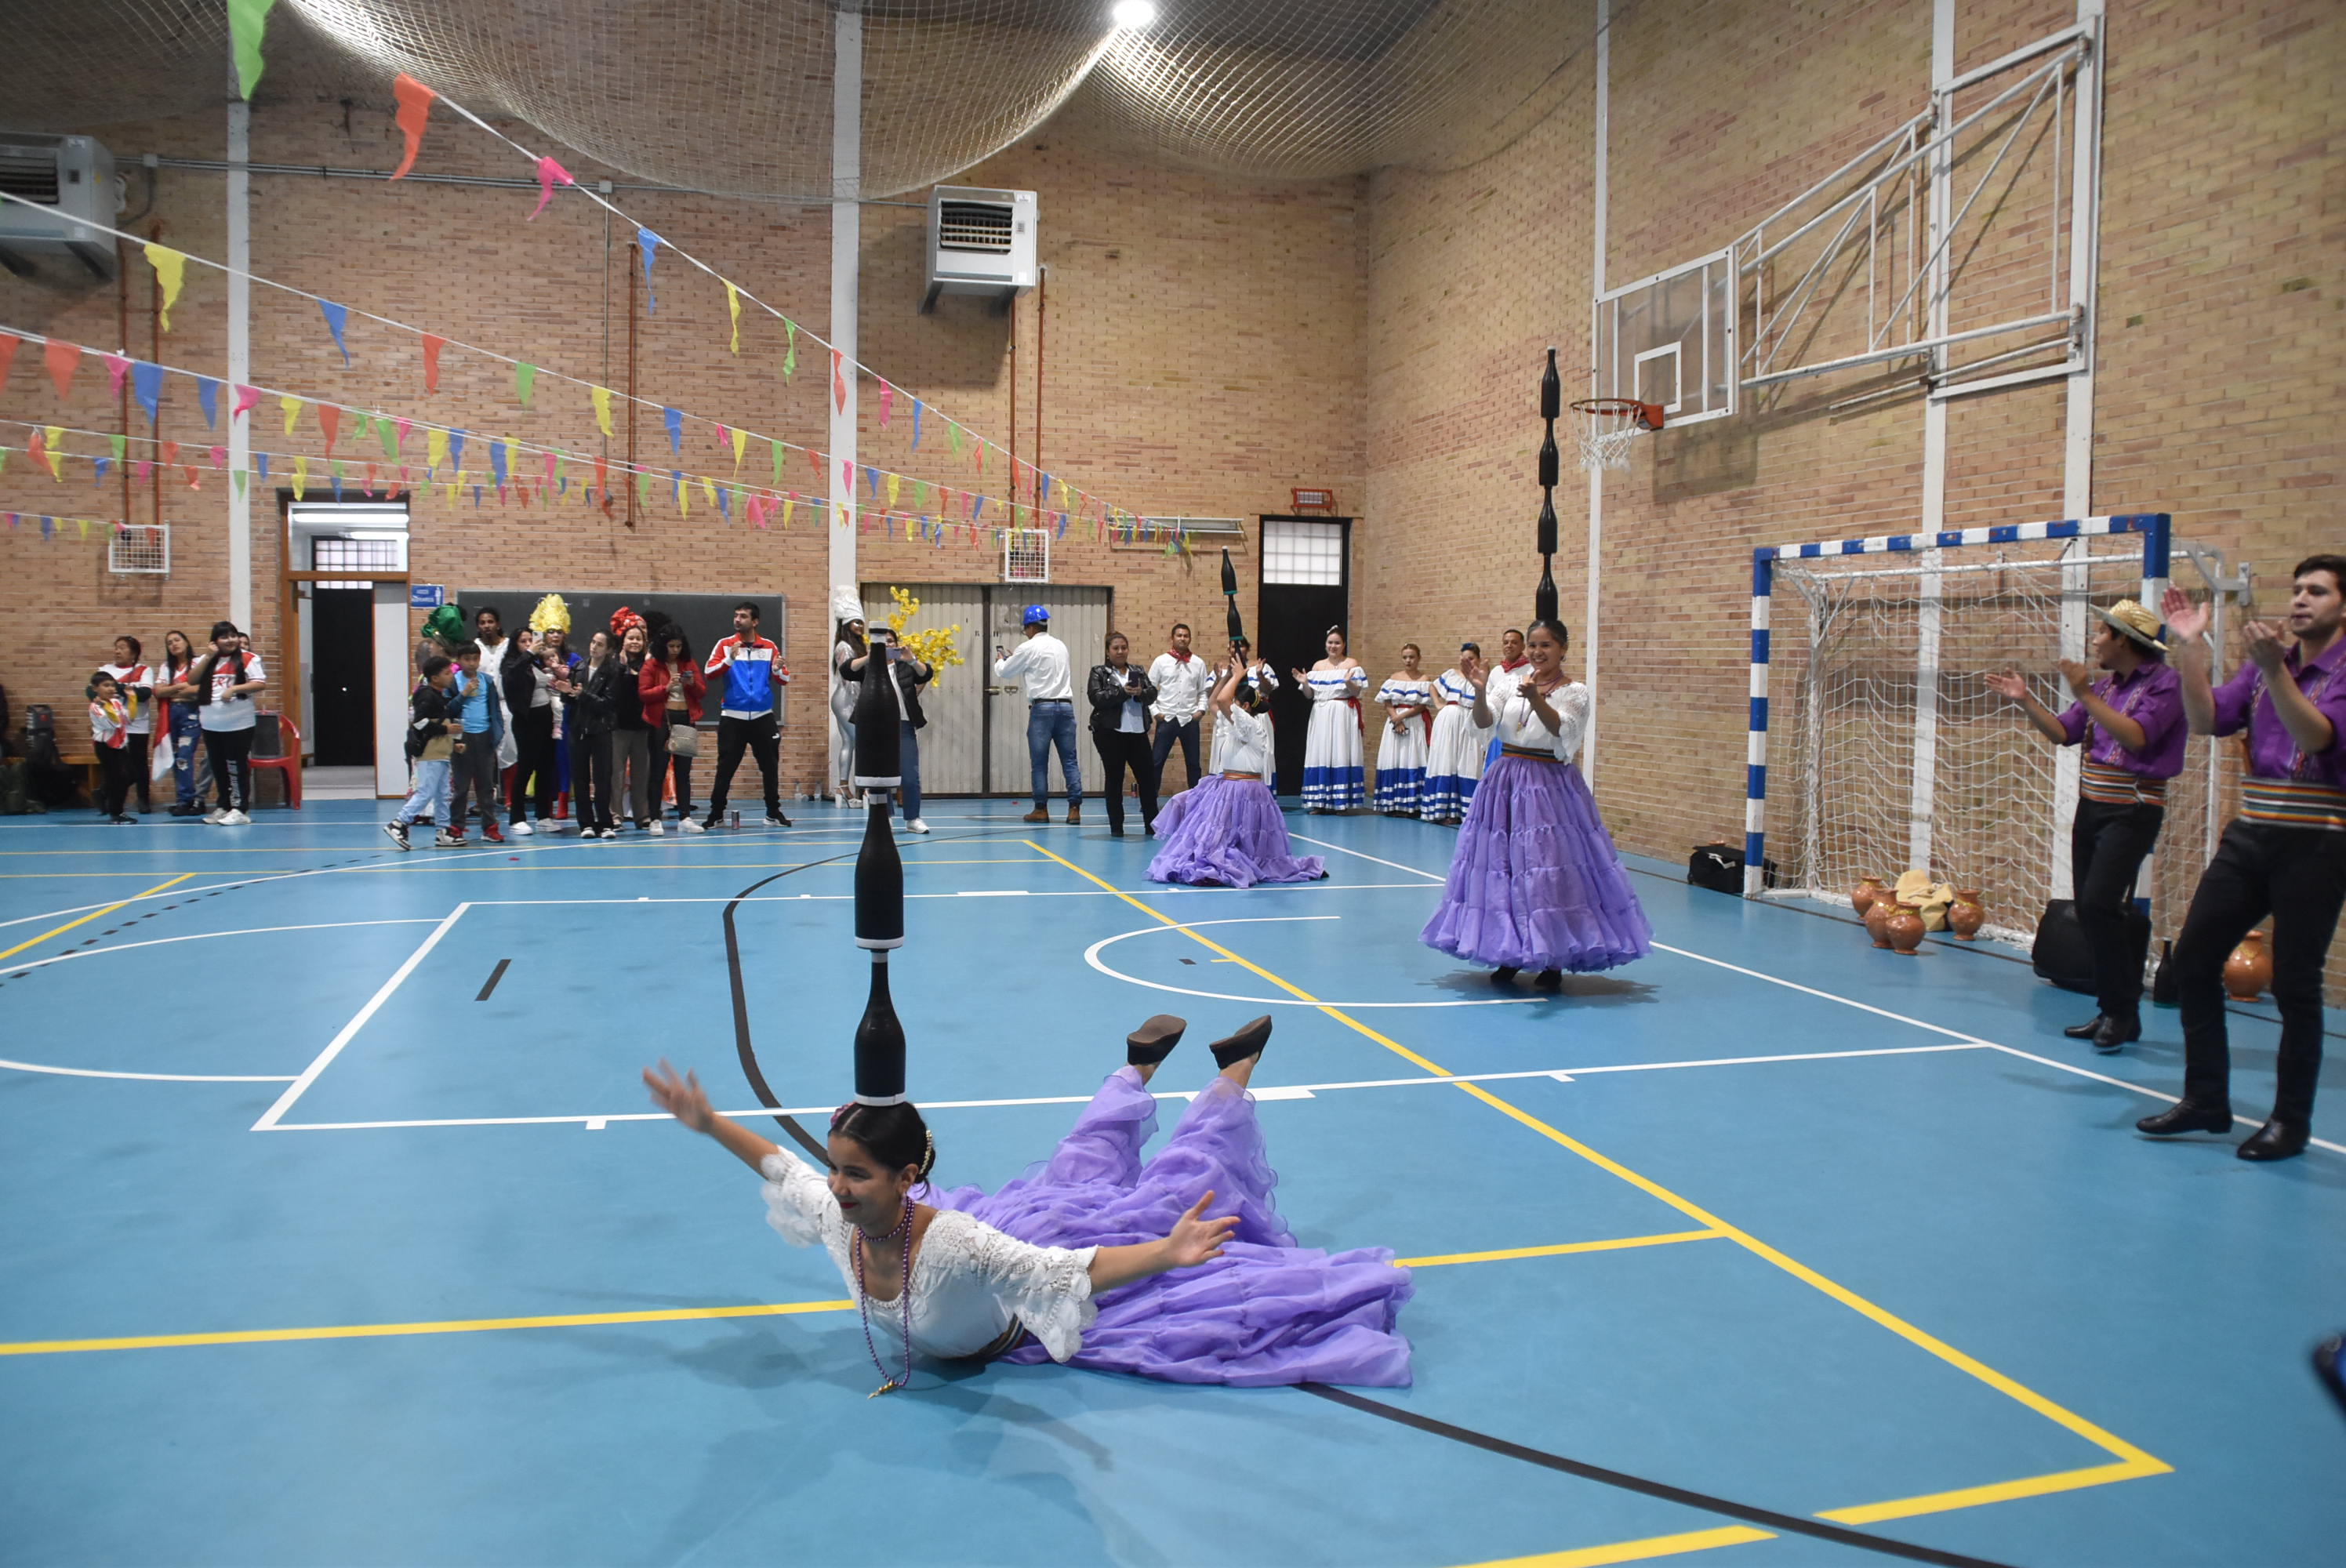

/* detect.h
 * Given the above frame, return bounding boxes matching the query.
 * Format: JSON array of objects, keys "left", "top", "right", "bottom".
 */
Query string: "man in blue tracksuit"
[{"left": 701, "top": 601, "right": 793, "bottom": 828}]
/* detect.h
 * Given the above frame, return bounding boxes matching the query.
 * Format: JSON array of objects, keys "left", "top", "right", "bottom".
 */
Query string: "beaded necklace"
[{"left": 851, "top": 1196, "right": 917, "bottom": 1397}]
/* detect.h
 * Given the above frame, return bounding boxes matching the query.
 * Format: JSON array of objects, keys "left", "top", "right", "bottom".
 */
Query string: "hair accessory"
[
  {"left": 420, "top": 604, "right": 467, "bottom": 646},
  {"left": 609, "top": 605, "right": 648, "bottom": 640},
  {"left": 528, "top": 593, "right": 571, "bottom": 636},
  {"left": 832, "top": 585, "right": 866, "bottom": 624}
]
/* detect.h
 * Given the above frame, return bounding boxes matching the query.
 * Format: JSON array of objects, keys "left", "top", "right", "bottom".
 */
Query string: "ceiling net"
[{"left": 11, "top": 0, "right": 1596, "bottom": 196}]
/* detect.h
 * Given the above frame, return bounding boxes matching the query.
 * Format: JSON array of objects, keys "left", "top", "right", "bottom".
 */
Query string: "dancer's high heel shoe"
[
  {"left": 1127, "top": 1014, "right": 1188, "bottom": 1068},
  {"left": 1209, "top": 1014, "right": 1273, "bottom": 1069}
]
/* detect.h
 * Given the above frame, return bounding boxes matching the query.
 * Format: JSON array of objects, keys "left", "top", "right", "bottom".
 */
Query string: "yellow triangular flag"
[
  {"left": 78, "top": 518, "right": 90, "bottom": 540},
  {"left": 677, "top": 478, "right": 689, "bottom": 518},
  {"left": 143, "top": 245, "right": 187, "bottom": 331},
  {"left": 591, "top": 385, "right": 612, "bottom": 438},
  {"left": 280, "top": 395, "right": 303, "bottom": 434},
  {"left": 729, "top": 426, "right": 747, "bottom": 471},
  {"left": 782, "top": 495, "right": 795, "bottom": 529},
  {"left": 292, "top": 455, "right": 308, "bottom": 499},
  {"left": 699, "top": 476, "right": 716, "bottom": 506},
  {"left": 886, "top": 472, "right": 900, "bottom": 506},
  {"left": 41, "top": 426, "right": 65, "bottom": 478},
  {"left": 724, "top": 281, "right": 741, "bottom": 355},
  {"left": 427, "top": 427, "right": 449, "bottom": 472}
]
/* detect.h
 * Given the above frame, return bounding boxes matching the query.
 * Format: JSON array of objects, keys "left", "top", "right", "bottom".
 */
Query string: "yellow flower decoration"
[{"left": 885, "top": 586, "right": 964, "bottom": 687}]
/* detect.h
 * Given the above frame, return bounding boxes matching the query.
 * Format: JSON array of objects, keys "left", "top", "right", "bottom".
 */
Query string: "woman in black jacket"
[
  {"left": 569, "top": 630, "right": 623, "bottom": 838},
  {"left": 1087, "top": 631, "right": 1160, "bottom": 837}
]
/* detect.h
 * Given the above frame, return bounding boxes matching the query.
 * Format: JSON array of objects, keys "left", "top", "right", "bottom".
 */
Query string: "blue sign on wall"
[{"left": 409, "top": 584, "right": 445, "bottom": 610}]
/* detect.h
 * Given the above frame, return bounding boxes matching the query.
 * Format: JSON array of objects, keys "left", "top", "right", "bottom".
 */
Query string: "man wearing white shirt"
[
  {"left": 1146, "top": 622, "right": 1215, "bottom": 794},
  {"left": 993, "top": 604, "right": 1082, "bottom": 824}
]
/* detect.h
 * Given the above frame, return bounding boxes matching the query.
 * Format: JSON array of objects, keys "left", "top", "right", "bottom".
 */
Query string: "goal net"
[{"left": 1749, "top": 514, "right": 2222, "bottom": 952}]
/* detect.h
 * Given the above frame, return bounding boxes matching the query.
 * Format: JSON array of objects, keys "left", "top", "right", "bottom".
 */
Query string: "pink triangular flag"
[
  {"left": 232, "top": 384, "right": 260, "bottom": 420},
  {"left": 529, "top": 156, "right": 573, "bottom": 220},
  {"left": 878, "top": 383, "right": 894, "bottom": 427},
  {"left": 105, "top": 354, "right": 131, "bottom": 400}
]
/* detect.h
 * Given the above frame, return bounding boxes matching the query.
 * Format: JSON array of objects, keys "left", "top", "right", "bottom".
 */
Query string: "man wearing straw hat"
[{"left": 1985, "top": 598, "right": 2186, "bottom": 1054}]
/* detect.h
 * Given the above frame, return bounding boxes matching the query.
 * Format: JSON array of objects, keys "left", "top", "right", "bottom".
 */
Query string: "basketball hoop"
[{"left": 1570, "top": 397, "right": 1663, "bottom": 473}]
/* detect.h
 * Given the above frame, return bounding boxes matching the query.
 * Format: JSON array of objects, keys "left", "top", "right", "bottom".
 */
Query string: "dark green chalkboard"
[{"left": 453, "top": 589, "right": 794, "bottom": 724}]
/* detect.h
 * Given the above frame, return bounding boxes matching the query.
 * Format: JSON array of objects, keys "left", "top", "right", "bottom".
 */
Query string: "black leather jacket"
[{"left": 1086, "top": 662, "right": 1158, "bottom": 731}]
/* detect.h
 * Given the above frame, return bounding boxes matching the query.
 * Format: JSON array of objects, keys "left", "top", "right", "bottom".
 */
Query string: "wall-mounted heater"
[
  {"left": 0, "top": 133, "right": 119, "bottom": 282},
  {"left": 921, "top": 186, "right": 1037, "bottom": 315}
]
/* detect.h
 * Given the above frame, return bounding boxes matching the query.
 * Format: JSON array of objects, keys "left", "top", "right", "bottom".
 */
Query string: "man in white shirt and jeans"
[
  {"left": 1147, "top": 622, "right": 1215, "bottom": 797},
  {"left": 993, "top": 604, "right": 1082, "bottom": 824}
]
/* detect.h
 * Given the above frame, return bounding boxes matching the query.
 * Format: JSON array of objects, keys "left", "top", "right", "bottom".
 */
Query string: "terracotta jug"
[
  {"left": 1947, "top": 890, "right": 1985, "bottom": 941},
  {"left": 1864, "top": 895, "right": 1894, "bottom": 948},
  {"left": 1887, "top": 904, "right": 1927, "bottom": 955},
  {"left": 2224, "top": 930, "right": 2273, "bottom": 1001},
  {"left": 1851, "top": 877, "right": 1887, "bottom": 917}
]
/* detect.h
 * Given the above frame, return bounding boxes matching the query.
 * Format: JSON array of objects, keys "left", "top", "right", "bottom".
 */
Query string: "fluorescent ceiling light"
[{"left": 1110, "top": 1, "right": 1157, "bottom": 30}]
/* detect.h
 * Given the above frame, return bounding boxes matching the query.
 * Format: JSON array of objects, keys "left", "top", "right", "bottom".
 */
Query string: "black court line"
[
  {"left": 476, "top": 958, "right": 511, "bottom": 1001},
  {"left": 1298, "top": 1385, "right": 2021, "bottom": 1568},
  {"left": 721, "top": 823, "right": 1032, "bottom": 1169}
]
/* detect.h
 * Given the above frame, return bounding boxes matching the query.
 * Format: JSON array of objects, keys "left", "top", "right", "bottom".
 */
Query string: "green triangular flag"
[
  {"left": 782, "top": 321, "right": 797, "bottom": 381},
  {"left": 228, "top": 0, "right": 279, "bottom": 99},
  {"left": 637, "top": 470, "right": 655, "bottom": 507},
  {"left": 233, "top": 470, "right": 247, "bottom": 498},
  {"left": 378, "top": 418, "right": 398, "bottom": 458},
  {"left": 109, "top": 433, "right": 126, "bottom": 463},
  {"left": 770, "top": 439, "right": 783, "bottom": 485},
  {"left": 515, "top": 362, "right": 536, "bottom": 408}
]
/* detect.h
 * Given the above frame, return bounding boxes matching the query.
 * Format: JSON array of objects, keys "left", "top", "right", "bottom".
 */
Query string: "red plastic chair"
[{"left": 251, "top": 711, "right": 303, "bottom": 809}]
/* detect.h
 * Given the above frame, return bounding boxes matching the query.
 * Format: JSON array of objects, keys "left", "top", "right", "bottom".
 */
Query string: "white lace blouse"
[
  {"left": 1498, "top": 680, "right": 1592, "bottom": 764},
  {"left": 760, "top": 1151, "right": 1100, "bottom": 1362}
]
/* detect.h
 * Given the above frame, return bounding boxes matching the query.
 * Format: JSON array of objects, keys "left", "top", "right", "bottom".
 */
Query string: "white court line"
[
  {"left": 263, "top": 1044, "right": 1986, "bottom": 1131},
  {"left": 1084, "top": 916, "right": 1546, "bottom": 1008},
  {"left": 0, "top": 919, "right": 438, "bottom": 979},
  {"left": 0, "top": 1058, "right": 298, "bottom": 1083},
  {"left": 250, "top": 904, "right": 471, "bottom": 1131},
  {"left": 1287, "top": 833, "right": 1446, "bottom": 882},
  {"left": 457, "top": 881, "right": 1436, "bottom": 907}
]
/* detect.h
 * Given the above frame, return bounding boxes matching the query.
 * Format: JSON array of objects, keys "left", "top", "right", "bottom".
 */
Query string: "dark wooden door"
[{"left": 309, "top": 588, "right": 375, "bottom": 766}]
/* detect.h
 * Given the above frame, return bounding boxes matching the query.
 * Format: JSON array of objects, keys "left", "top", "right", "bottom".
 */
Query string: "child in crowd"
[
  {"left": 384, "top": 656, "right": 460, "bottom": 851},
  {"left": 88, "top": 670, "right": 139, "bottom": 825}
]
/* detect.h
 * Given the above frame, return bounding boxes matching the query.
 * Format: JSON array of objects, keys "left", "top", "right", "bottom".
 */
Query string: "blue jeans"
[
  {"left": 897, "top": 720, "right": 923, "bottom": 822},
  {"left": 168, "top": 702, "right": 203, "bottom": 804},
  {"left": 395, "top": 758, "right": 450, "bottom": 826},
  {"left": 1027, "top": 701, "right": 1080, "bottom": 808}
]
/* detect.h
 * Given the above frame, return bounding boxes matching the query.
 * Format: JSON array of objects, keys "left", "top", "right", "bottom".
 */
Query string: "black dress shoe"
[
  {"left": 2063, "top": 1014, "right": 2109, "bottom": 1040},
  {"left": 1208, "top": 1014, "right": 1273, "bottom": 1069},
  {"left": 1125, "top": 1014, "right": 1187, "bottom": 1067},
  {"left": 2236, "top": 1119, "right": 2310, "bottom": 1162},
  {"left": 1491, "top": 966, "right": 1520, "bottom": 985},
  {"left": 2137, "top": 1101, "right": 2234, "bottom": 1136},
  {"left": 2091, "top": 1015, "right": 2141, "bottom": 1054}
]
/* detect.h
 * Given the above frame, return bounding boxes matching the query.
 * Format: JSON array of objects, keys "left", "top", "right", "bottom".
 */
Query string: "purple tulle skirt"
[
  {"left": 1146, "top": 775, "right": 1327, "bottom": 887},
  {"left": 1418, "top": 753, "right": 1652, "bottom": 972},
  {"left": 924, "top": 1069, "right": 1414, "bottom": 1386}
]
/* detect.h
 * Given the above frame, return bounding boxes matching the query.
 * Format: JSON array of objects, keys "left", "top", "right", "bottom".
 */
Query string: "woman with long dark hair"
[
  {"left": 641, "top": 625, "right": 706, "bottom": 833},
  {"left": 1294, "top": 626, "right": 1367, "bottom": 812},
  {"left": 569, "top": 630, "right": 621, "bottom": 838},
  {"left": 156, "top": 630, "right": 206, "bottom": 815},
  {"left": 1420, "top": 619, "right": 1650, "bottom": 986},
  {"left": 1086, "top": 630, "right": 1159, "bottom": 837}
]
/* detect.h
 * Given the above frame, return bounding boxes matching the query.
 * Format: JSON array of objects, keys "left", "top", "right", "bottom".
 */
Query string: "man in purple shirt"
[
  {"left": 2138, "top": 555, "right": 2346, "bottom": 1161},
  {"left": 1986, "top": 598, "right": 2186, "bottom": 1052}
]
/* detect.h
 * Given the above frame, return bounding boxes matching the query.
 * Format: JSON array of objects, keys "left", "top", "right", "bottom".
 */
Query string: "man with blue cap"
[{"left": 993, "top": 603, "right": 1081, "bottom": 824}]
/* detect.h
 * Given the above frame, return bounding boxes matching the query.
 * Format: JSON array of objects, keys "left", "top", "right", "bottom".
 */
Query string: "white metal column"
[
  {"left": 1908, "top": 0, "right": 1955, "bottom": 873},
  {"left": 2054, "top": 0, "right": 2108, "bottom": 902},
  {"left": 827, "top": 4, "right": 862, "bottom": 792},
  {"left": 226, "top": 46, "right": 252, "bottom": 631},
  {"left": 1583, "top": 0, "right": 1609, "bottom": 781}
]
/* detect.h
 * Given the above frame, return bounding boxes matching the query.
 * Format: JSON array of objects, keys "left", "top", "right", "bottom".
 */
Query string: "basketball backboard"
[{"left": 1592, "top": 248, "right": 1734, "bottom": 424}]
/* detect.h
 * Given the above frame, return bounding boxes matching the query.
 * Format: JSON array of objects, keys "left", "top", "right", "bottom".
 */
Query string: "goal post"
[{"left": 1744, "top": 512, "right": 2182, "bottom": 935}]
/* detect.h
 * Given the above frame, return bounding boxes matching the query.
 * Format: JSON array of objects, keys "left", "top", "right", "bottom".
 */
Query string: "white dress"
[
  {"left": 1371, "top": 677, "right": 1434, "bottom": 815},
  {"left": 1423, "top": 670, "right": 1491, "bottom": 822},
  {"left": 761, "top": 1151, "right": 1099, "bottom": 1362},
  {"left": 1205, "top": 661, "right": 1276, "bottom": 775},
  {"left": 1300, "top": 666, "right": 1367, "bottom": 810}
]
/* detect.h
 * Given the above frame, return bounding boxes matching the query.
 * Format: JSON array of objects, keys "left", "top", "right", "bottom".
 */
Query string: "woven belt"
[
  {"left": 2240, "top": 777, "right": 2346, "bottom": 831},
  {"left": 2079, "top": 761, "right": 2166, "bottom": 806},
  {"left": 1224, "top": 770, "right": 1262, "bottom": 780},
  {"left": 964, "top": 1316, "right": 1031, "bottom": 1362},
  {"left": 1499, "top": 745, "right": 1562, "bottom": 762}
]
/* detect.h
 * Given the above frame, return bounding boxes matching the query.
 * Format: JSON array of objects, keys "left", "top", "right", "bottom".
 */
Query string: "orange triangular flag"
[
  {"left": 317, "top": 404, "right": 340, "bottom": 454},
  {"left": 44, "top": 339, "right": 78, "bottom": 400},
  {"left": 390, "top": 73, "right": 437, "bottom": 180},
  {"left": 421, "top": 335, "right": 445, "bottom": 394}
]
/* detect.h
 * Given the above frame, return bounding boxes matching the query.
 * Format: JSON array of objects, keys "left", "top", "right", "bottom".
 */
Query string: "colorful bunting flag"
[
  {"left": 143, "top": 245, "right": 187, "bottom": 330},
  {"left": 878, "top": 383, "right": 894, "bottom": 427},
  {"left": 317, "top": 404, "right": 340, "bottom": 454},
  {"left": 132, "top": 362, "right": 162, "bottom": 425},
  {"left": 490, "top": 439, "right": 507, "bottom": 488},
  {"left": 109, "top": 433, "right": 125, "bottom": 464},
  {"left": 662, "top": 407, "right": 682, "bottom": 453},
  {"left": 0, "top": 333, "right": 17, "bottom": 394},
  {"left": 318, "top": 299, "right": 351, "bottom": 365},
  {"left": 292, "top": 455, "right": 308, "bottom": 500},
  {"left": 421, "top": 335, "right": 445, "bottom": 392},
  {"left": 591, "top": 386, "right": 613, "bottom": 437},
  {"left": 724, "top": 281, "right": 741, "bottom": 354},
  {"left": 782, "top": 321, "right": 797, "bottom": 380},
  {"left": 378, "top": 416, "right": 399, "bottom": 457},
  {"left": 514, "top": 361, "right": 536, "bottom": 408},
  {"left": 232, "top": 384, "right": 259, "bottom": 420},
  {"left": 196, "top": 376, "right": 219, "bottom": 428},
  {"left": 228, "top": 0, "right": 278, "bottom": 98},
  {"left": 104, "top": 354, "right": 130, "bottom": 401},
  {"left": 769, "top": 438, "right": 783, "bottom": 485},
  {"left": 637, "top": 229, "right": 663, "bottom": 313},
  {"left": 390, "top": 73, "right": 437, "bottom": 178},
  {"left": 279, "top": 394, "right": 302, "bottom": 434},
  {"left": 832, "top": 350, "right": 847, "bottom": 414},
  {"left": 43, "top": 339, "right": 78, "bottom": 401},
  {"left": 427, "top": 426, "right": 448, "bottom": 474},
  {"left": 729, "top": 426, "right": 747, "bottom": 472},
  {"left": 911, "top": 399, "right": 923, "bottom": 450},
  {"left": 528, "top": 157, "right": 572, "bottom": 220},
  {"left": 447, "top": 429, "right": 466, "bottom": 470}
]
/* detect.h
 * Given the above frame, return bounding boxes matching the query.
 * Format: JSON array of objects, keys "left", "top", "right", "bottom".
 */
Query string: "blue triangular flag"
[
  {"left": 132, "top": 361, "right": 164, "bottom": 426},
  {"left": 637, "top": 229, "right": 663, "bottom": 313},
  {"left": 662, "top": 407, "right": 682, "bottom": 453},
  {"left": 972, "top": 495, "right": 986, "bottom": 521},
  {"left": 865, "top": 466, "right": 879, "bottom": 499},
  {"left": 256, "top": 452, "right": 270, "bottom": 481},
  {"left": 93, "top": 456, "right": 110, "bottom": 485},
  {"left": 911, "top": 400, "right": 923, "bottom": 450},
  {"left": 331, "top": 471, "right": 343, "bottom": 500},
  {"left": 42, "top": 516, "right": 53, "bottom": 539},
  {"left": 473, "top": 485, "right": 482, "bottom": 506},
  {"left": 196, "top": 376, "right": 220, "bottom": 429},
  {"left": 490, "top": 439, "right": 507, "bottom": 488},
  {"left": 318, "top": 299, "right": 350, "bottom": 365},
  {"left": 716, "top": 486, "right": 729, "bottom": 518},
  {"left": 448, "top": 429, "right": 467, "bottom": 470}
]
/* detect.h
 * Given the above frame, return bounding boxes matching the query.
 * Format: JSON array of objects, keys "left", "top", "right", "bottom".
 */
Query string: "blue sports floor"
[{"left": 2, "top": 798, "right": 2341, "bottom": 1567}]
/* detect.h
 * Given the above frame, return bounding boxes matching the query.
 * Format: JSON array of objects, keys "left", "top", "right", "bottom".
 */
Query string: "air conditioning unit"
[
  {"left": 921, "top": 185, "right": 1036, "bottom": 316},
  {"left": 0, "top": 133, "right": 120, "bottom": 282}
]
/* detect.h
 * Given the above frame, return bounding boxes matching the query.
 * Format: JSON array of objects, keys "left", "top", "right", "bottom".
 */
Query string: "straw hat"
[{"left": 2094, "top": 598, "right": 2166, "bottom": 652}]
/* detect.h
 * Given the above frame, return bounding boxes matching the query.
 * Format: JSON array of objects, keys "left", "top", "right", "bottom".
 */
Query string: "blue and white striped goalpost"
[{"left": 1743, "top": 512, "right": 2172, "bottom": 898}]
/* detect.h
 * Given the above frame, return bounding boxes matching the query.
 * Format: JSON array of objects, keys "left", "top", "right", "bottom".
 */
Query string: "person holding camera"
[
  {"left": 1088, "top": 632, "right": 1161, "bottom": 838},
  {"left": 841, "top": 624, "right": 935, "bottom": 832}
]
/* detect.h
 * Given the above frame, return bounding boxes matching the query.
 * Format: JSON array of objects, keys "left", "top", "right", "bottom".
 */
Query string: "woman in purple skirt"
[
  {"left": 1420, "top": 619, "right": 1651, "bottom": 986},
  {"left": 1147, "top": 648, "right": 1327, "bottom": 887},
  {"left": 643, "top": 1013, "right": 1413, "bottom": 1391}
]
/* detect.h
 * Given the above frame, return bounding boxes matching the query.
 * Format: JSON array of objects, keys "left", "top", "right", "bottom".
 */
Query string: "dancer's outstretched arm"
[
  {"left": 1086, "top": 1193, "right": 1239, "bottom": 1292},
  {"left": 645, "top": 1060, "right": 779, "bottom": 1174}
]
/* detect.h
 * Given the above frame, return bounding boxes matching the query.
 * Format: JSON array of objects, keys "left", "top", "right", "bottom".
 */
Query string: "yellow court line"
[
  {"left": 1456, "top": 1526, "right": 1775, "bottom": 1567},
  {"left": 1400, "top": 1231, "right": 1722, "bottom": 1268},
  {"left": 1019, "top": 840, "right": 2170, "bottom": 1517},
  {"left": 1818, "top": 1457, "right": 2166, "bottom": 1523},
  {"left": 0, "top": 873, "right": 191, "bottom": 963},
  {"left": 0, "top": 1298, "right": 858, "bottom": 1357}
]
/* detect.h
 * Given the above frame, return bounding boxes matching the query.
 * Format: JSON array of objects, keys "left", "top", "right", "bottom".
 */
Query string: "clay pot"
[
  {"left": 2224, "top": 930, "right": 2273, "bottom": 1001},
  {"left": 1887, "top": 904, "right": 1927, "bottom": 955},
  {"left": 1864, "top": 896, "right": 1894, "bottom": 949},
  {"left": 1851, "top": 877, "right": 1888, "bottom": 916},
  {"left": 1947, "top": 890, "right": 1985, "bottom": 941}
]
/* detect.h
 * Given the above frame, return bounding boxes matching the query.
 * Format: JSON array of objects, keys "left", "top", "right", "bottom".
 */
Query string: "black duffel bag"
[
  {"left": 1687, "top": 842, "right": 1777, "bottom": 895},
  {"left": 2032, "top": 897, "right": 2152, "bottom": 995}
]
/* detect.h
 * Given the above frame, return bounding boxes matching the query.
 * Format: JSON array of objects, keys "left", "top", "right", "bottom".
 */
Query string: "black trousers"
[
  {"left": 707, "top": 713, "right": 780, "bottom": 817},
  {"left": 96, "top": 744, "right": 136, "bottom": 817},
  {"left": 1151, "top": 716, "right": 1201, "bottom": 792},
  {"left": 570, "top": 731, "right": 615, "bottom": 830},
  {"left": 2174, "top": 819, "right": 2346, "bottom": 1123},
  {"left": 508, "top": 706, "right": 557, "bottom": 821},
  {"left": 205, "top": 727, "right": 253, "bottom": 811},
  {"left": 448, "top": 735, "right": 505, "bottom": 828},
  {"left": 1095, "top": 727, "right": 1159, "bottom": 833},
  {"left": 2070, "top": 798, "right": 2164, "bottom": 1020},
  {"left": 122, "top": 732, "right": 151, "bottom": 810}
]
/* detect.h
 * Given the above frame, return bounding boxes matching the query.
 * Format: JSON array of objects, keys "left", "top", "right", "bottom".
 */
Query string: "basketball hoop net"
[{"left": 1570, "top": 397, "right": 1663, "bottom": 473}]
